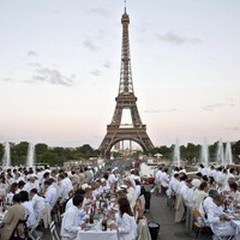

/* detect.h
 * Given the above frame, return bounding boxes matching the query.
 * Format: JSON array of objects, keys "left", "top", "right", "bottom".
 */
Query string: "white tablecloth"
[{"left": 77, "top": 230, "right": 118, "bottom": 240}]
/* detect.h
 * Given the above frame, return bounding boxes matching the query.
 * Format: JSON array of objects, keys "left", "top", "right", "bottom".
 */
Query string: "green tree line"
[
  {"left": 0, "top": 142, "right": 100, "bottom": 166},
  {"left": 1, "top": 140, "right": 240, "bottom": 166}
]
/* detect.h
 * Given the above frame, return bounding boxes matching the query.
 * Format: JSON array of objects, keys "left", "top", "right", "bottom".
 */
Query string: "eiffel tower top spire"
[{"left": 119, "top": 1, "right": 134, "bottom": 95}]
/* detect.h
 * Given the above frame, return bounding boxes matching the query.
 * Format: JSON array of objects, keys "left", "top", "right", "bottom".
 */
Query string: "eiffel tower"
[{"left": 99, "top": 6, "right": 154, "bottom": 156}]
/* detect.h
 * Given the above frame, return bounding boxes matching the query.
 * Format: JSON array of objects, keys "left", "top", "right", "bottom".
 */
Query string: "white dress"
[{"left": 116, "top": 213, "right": 137, "bottom": 240}]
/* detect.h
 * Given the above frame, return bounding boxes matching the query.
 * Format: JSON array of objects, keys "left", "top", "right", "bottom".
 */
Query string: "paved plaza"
[{"left": 149, "top": 194, "right": 208, "bottom": 240}]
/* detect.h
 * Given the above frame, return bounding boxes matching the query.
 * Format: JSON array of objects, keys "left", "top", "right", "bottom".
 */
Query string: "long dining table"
[{"left": 76, "top": 229, "right": 119, "bottom": 240}]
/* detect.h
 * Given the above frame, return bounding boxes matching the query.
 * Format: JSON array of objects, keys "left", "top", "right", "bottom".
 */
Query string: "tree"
[
  {"left": 11, "top": 141, "right": 29, "bottom": 165},
  {"left": 0, "top": 143, "right": 4, "bottom": 162},
  {"left": 41, "top": 151, "right": 59, "bottom": 166},
  {"left": 35, "top": 143, "right": 48, "bottom": 164}
]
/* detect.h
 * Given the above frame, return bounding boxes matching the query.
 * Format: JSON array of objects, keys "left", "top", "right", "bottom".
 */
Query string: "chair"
[
  {"left": 50, "top": 221, "right": 60, "bottom": 240},
  {"left": 28, "top": 210, "right": 44, "bottom": 240},
  {"left": 51, "top": 199, "right": 61, "bottom": 226},
  {"left": 210, "top": 223, "right": 235, "bottom": 240},
  {"left": 192, "top": 208, "right": 212, "bottom": 239},
  {"left": 9, "top": 217, "right": 29, "bottom": 240},
  {"left": 137, "top": 219, "right": 152, "bottom": 240}
]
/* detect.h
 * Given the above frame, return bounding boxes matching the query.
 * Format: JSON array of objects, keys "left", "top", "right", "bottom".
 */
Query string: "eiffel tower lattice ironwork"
[{"left": 99, "top": 7, "right": 154, "bottom": 156}]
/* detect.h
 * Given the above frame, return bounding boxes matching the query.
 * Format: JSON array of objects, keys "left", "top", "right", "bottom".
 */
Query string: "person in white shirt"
[
  {"left": 43, "top": 179, "right": 58, "bottom": 208},
  {"left": 65, "top": 189, "right": 88, "bottom": 225},
  {"left": 133, "top": 180, "right": 141, "bottom": 205},
  {"left": 108, "top": 168, "right": 119, "bottom": 186},
  {"left": 181, "top": 179, "right": 194, "bottom": 208},
  {"left": 208, "top": 166, "right": 217, "bottom": 181},
  {"left": 60, "top": 195, "right": 85, "bottom": 240},
  {"left": 160, "top": 168, "right": 170, "bottom": 194},
  {"left": 155, "top": 166, "right": 163, "bottom": 194},
  {"left": 229, "top": 181, "right": 240, "bottom": 202},
  {"left": 198, "top": 164, "right": 208, "bottom": 177},
  {"left": 23, "top": 175, "right": 39, "bottom": 193},
  {"left": 19, "top": 190, "right": 37, "bottom": 228},
  {"left": 207, "top": 193, "right": 236, "bottom": 238},
  {"left": 199, "top": 189, "right": 219, "bottom": 223},
  {"left": 58, "top": 174, "right": 70, "bottom": 202},
  {"left": 6, "top": 182, "right": 18, "bottom": 205},
  {"left": 168, "top": 173, "right": 180, "bottom": 197},
  {"left": 124, "top": 178, "right": 136, "bottom": 208},
  {"left": 192, "top": 181, "right": 208, "bottom": 210},
  {"left": 30, "top": 188, "right": 46, "bottom": 217},
  {"left": 63, "top": 173, "right": 74, "bottom": 195},
  {"left": 110, "top": 197, "right": 137, "bottom": 240}
]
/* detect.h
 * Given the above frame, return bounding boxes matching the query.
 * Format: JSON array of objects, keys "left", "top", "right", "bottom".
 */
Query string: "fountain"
[
  {"left": 201, "top": 139, "right": 209, "bottom": 167},
  {"left": 217, "top": 139, "right": 225, "bottom": 166},
  {"left": 2, "top": 142, "right": 11, "bottom": 167},
  {"left": 225, "top": 141, "right": 233, "bottom": 165},
  {"left": 27, "top": 143, "right": 35, "bottom": 167},
  {"left": 173, "top": 138, "right": 181, "bottom": 167}
]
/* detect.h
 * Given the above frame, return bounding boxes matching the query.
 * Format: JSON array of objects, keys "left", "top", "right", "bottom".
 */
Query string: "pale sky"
[{"left": 0, "top": 0, "right": 240, "bottom": 148}]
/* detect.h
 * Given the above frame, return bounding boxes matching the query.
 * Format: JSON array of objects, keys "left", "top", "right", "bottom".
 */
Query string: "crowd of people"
[
  {"left": 0, "top": 164, "right": 152, "bottom": 240},
  {"left": 2, "top": 161, "right": 239, "bottom": 240},
  {"left": 155, "top": 163, "right": 240, "bottom": 239}
]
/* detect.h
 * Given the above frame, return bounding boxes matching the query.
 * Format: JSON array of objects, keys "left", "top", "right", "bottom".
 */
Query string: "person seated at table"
[
  {"left": 207, "top": 193, "right": 236, "bottom": 238},
  {"left": 23, "top": 174, "right": 39, "bottom": 193},
  {"left": 6, "top": 182, "right": 19, "bottom": 205},
  {"left": 229, "top": 181, "right": 240, "bottom": 202},
  {"left": 30, "top": 188, "right": 46, "bottom": 218},
  {"left": 43, "top": 179, "right": 58, "bottom": 208},
  {"left": 65, "top": 188, "right": 88, "bottom": 225},
  {"left": 19, "top": 190, "right": 37, "bottom": 228},
  {"left": 110, "top": 197, "right": 137, "bottom": 240},
  {"left": 92, "top": 179, "right": 103, "bottom": 198},
  {"left": 192, "top": 181, "right": 208, "bottom": 210},
  {"left": 0, "top": 194, "right": 25, "bottom": 240},
  {"left": 0, "top": 175, "right": 7, "bottom": 205},
  {"left": 16, "top": 180, "right": 26, "bottom": 194},
  {"left": 199, "top": 189, "right": 219, "bottom": 223},
  {"left": 60, "top": 195, "right": 85, "bottom": 240}
]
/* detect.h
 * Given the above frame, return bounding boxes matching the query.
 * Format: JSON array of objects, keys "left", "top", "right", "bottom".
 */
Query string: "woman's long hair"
[{"left": 118, "top": 197, "right": 133, "bottom": 217}]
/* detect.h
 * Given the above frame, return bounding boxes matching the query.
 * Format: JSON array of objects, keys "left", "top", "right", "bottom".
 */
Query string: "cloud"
[
  {"left": 145, "top": 108, "right": 178, "bottom": 113},
  {"left": 103, "top": 61, "right": 111, "bottom": 69},
  {"left": 2, "top": 77, "right": 14, "bottom": 82},
  {"left": 227, "top": 127, "right": 240, "bottom": 131},
  {"left": 27, "top": 50, "right": 38, "bottom": 56},
  {"left": 90, "top": 69, "right": 101, "bottom": 77},
  {"left": 89, "top": 7, "right": 110, "bottom": 17},
  {"left": 83, "top": 40, "right": 98, "bottom": 51},
  {"left": 156, "top": 32, "right": 201, "bottom": 45},
  {"left": 202, "top": 103, "right": 236, "bottom": 111},
  {"left": 28, "top": 62, "right": 41, "bottom": 67},
  {"left": 29, "top": 66, "right": 75, "bottom": 86}
]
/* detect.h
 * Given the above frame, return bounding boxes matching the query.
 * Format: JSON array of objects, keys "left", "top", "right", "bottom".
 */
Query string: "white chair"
[
  {"left": 28, "top": 211, "right": 44, "bottom": 240},
  {"left": 137, "top": 219, "right": 151, "bottom": 240},
  {"left": 42, "top": 203, "right": 52, "bottom": 229},
  {"left": 50, "top": 221, "right": 60, "bottom": 240},
  {"left": 210, "top": 223, "right": 235, "bottom": 240}
]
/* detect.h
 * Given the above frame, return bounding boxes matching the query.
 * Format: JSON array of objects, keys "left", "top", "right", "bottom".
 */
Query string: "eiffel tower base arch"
[{"left": 99, "top": 125, "right": 154, "bottom": 156}]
